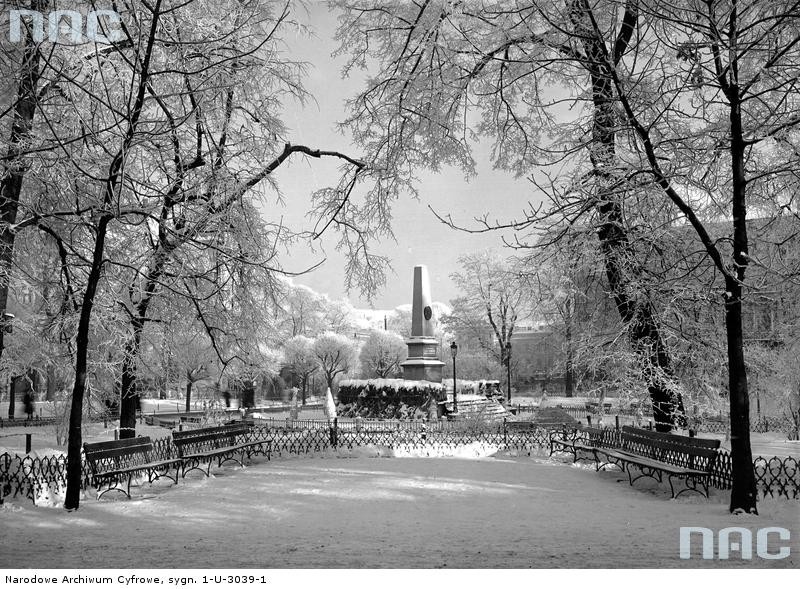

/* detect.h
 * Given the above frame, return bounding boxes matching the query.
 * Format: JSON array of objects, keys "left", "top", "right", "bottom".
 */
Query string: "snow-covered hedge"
[{"left": 337, "top": 379, "right": 445, "bottom": 419}]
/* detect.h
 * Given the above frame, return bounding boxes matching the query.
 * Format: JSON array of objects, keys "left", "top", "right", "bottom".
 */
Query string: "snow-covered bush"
[{"left": 337, "top": 379, "right": 444, "bottom": 419}]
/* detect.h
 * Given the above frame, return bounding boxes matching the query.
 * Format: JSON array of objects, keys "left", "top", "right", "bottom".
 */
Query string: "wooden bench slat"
[
  {"left": 85, "top": 444, "right": 153, "bottom": 461},
  {"left": 95, "top": 458, "right": 182, "bottom": 479},
  {"left": 620, "top": 426, "right": 720, "bottom": 449},
  {"left": 84, "top": 437, "right": 152, "bottom": 453}
]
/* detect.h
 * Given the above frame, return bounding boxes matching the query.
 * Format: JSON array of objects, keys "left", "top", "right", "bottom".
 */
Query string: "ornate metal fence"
[
  {"left": 0, "top": 416, "right": 59, "bottom": 429},
  {"left": 697, "top": 416, "right": 798, "bottom": 435},
  {"left": 252, "top": 416, "right": 505, "bottom": 433},
  {"left": 1, "top": 423, "right": 797, "bottom": 505},
  {"left": 533, "top": 405, "right": 799, "bottom": 436}
]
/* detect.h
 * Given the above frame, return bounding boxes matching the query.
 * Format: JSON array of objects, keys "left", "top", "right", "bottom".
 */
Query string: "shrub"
[{"left": 337, "top": 379, "right": 445, "bottom": 419}]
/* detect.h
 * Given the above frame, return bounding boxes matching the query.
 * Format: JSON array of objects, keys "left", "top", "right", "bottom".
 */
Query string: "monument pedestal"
[{"left": 401, "top": 351, "right": 444, "bottom": 382}]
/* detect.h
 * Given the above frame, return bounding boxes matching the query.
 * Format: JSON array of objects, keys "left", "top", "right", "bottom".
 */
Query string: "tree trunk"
[
  {"left": 185, "top": 380, "right": 192, "bottom": 413},
  {"left": 725, "top": 277, "right": 758, "bottom": 513},
  {"left": 64, "top": 0, "right": 161, "bottom": 509},
  {"left": 64, "top": 217, "right": 111, "bottom": 510},
  {"left": 564, "top": 297, "right": 574, "bottom": 397},
  {"left": 325, "top": 374, "right": 335, "bottom": 396},
  {"left": 8, "top": 377, "right": 17, "bottom": 419},
  {"left": 117, "top": 253, "right": 164, "bottom": 437},
  {"left": 0, "top": 0, "right": 46, "bottom": 364},
  {"left": 725, "top": 88, "right": 758, "bottom": 513},
  {"left": 46, "top": 365, "right": 56, "bottom": 402},
  {"left": 573, "top": 2, "right": 680, "bottom": 431},
  {"left": 595, "top": 149, "right": 678, "bottom": 430},
  {"left": 118, "top": 325, "right": 144, "bottom": 439}
]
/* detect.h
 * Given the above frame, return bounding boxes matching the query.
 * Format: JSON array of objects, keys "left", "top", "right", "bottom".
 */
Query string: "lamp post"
[
  {"left": 505, "top": 341, "right": 512, "bottom": 403},
  {"left": 450, "top": 341, "right": 458, "bottom": 415}
]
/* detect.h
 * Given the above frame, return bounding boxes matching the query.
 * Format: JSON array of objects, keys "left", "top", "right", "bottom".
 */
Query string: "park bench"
[
  {"left": 171, "top": 423, "right": 270, "bottom": 478},
  {"left": 550, "top": 425, "right": 721, "bottom": 498},
  {"left": 83, "top": 437, "right": 183, "bottom": 499},
  {"left": 549, "top": 425, "right": 615, "bottom": 459}
]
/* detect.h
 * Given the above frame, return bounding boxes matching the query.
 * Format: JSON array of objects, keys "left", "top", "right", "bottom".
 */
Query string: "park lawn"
[{"left": 0, "top": 451, "right": 797, "bottom": 569}]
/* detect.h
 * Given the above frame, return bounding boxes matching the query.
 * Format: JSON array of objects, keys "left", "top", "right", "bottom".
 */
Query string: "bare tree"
[
  {"left": 359, "top": 329, "right": 406, "bottom": 378},
  {"left": 276, "top": 283, "right": 358, "bottom": 339},
  {"left": 313, "top": 331, "right": 357, "bottom": 394},
  {"left": 443, "top": 251, "right": 531, "bottom": 385},
  {"left": 521, "top": 229, "right": 602, "bottom": 397},
  {"left": 283, "top": 335, "right": 318, "bottom": 405}
]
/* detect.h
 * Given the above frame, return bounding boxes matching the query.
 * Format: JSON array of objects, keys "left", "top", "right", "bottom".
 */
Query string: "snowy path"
[{"left": 1, "top": 455, "right": 797, "bottom": 568}]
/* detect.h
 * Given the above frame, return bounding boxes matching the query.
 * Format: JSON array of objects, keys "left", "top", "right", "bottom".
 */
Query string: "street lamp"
[
  {"left": 505, "top": 341, "right": 512, "bottom": 403},
  {"left": 450, "top": 341, "right": 458, "bottom": 415}
]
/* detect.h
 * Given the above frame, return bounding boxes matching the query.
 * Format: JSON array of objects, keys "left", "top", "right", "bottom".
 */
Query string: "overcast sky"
[{"left": 269, "top": 2, "right": 542, "bottom": 309}]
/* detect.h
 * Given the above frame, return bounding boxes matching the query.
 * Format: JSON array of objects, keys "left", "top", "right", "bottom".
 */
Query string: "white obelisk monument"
[{"left": 400, "top": 265, "right": 445, "bottom": 382}]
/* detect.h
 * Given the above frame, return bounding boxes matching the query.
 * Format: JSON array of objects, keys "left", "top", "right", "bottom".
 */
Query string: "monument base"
[{"left": 401, "top": 359, "right": 445, "bottom": 383}]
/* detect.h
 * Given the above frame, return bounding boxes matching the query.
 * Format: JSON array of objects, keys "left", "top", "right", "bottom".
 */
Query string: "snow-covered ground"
[
  {"left": 709, "top": 432, "right": 800, "bottom": 458},
  {"left": 1, "top": 450, "right": 797, "bottom": 568}
]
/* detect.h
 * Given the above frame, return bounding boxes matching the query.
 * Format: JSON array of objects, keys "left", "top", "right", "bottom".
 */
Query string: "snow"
[
  {"left": 323, "top": 388, "right": 337, "bottom": 419},
  {"left": 707, "top": 432, "right": 800, "bottom": 458},
  {"left": 1, "top": 450, "right": 797, "bottom": 568},
  {"left": 339, "top": 378, "right": 444, "bottom": 391}
]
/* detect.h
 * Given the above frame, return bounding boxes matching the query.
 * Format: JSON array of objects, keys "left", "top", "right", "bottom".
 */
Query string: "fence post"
[
  {"left": 25, "top": 433, "right": 32, "bottom": 454},
  {"left": 114, "top": 428, "right": 119, "bottom": 441},
  {"left": 503, "top": 418, "right": 508, "bottom": 447},
  {"left": 615, "top": 415, "right": 620, "bottom": 431},
  {"left": 330, "top": 417, "right": 338, "bottom": 448}
]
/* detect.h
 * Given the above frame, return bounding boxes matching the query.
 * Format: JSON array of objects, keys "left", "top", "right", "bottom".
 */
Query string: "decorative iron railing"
[{"left": 1, "top": 422, "right": 797, "bottom": 505}]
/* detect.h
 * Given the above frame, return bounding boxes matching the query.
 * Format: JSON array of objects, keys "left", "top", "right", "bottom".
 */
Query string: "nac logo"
[
  {"left": 680, "top": 527, "right": 791, "bottom": 560},
  {"left": 8, "top": 9, "right": 123, "bottom": 44}
]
